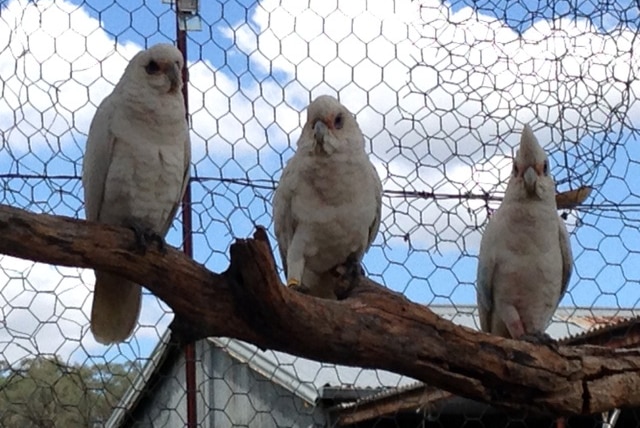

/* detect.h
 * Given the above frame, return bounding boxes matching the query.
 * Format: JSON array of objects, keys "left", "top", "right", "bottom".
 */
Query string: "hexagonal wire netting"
[{"left": 0, "top": 0, "right": 639, "bottom": 427}]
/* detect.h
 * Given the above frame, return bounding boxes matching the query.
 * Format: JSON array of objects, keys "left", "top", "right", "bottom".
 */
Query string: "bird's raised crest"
[{"left": 515, "top": 124, "right": 547, "bottom": 165}]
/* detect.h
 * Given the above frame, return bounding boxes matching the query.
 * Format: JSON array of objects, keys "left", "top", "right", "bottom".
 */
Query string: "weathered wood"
[{"left": 0, "top": 203, "right": 638, "bottom": 416}]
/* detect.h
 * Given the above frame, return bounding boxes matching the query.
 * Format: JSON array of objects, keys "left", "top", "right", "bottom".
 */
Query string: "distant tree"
[{"left": 0, "top": 355, "right": 139, "bottom": 427}]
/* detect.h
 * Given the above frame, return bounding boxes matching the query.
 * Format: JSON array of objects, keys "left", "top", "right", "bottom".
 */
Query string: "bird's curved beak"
[
  {"left": 523, "top": 166, "right": 537, "bottom": 195},
  {"left": 312, "top": 120, "right": 337, "bottom": 155},
  {"left": 313, "top": 120, "right": 328, "bottom": 146},
  {"left": 162, "top": 61, "right": 181, "bottom": 93}
]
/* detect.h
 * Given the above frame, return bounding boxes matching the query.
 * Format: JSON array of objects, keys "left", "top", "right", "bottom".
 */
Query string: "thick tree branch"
[{"left": 0, "top": 204, "right": 638, "bottom": 416}]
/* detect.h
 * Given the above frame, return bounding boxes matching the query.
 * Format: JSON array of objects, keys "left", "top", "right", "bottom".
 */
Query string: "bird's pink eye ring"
[
  {"left": 334, "top": 113, "right": 344, "bottom": 130},
  {"left": 145, "top": 60, "right": 161, "bottom": 75}
]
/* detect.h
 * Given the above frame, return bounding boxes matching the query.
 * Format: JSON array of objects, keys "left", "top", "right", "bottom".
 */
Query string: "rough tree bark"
[{"left": 0, "top": 203, "right": 638, "bottom": 416}]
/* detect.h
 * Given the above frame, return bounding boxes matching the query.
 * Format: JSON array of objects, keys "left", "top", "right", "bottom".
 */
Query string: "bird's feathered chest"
[
  {"left": 98, "top": 94, "right": 188, "bottom": 229},
  {"left": 118, "top": 86, "right": 187, "bottom": 136},
  {"left": 110, "top": 102, "right": 187, "bottom": 188},
  {"left": 285, "top": 149, "right": 379, "bottom": 269},
  {"left": 493, "top": 200, "right": 559, "bottom": 255},
  {"left": 486, "top": 197, "right": 563, "bottom": 294},
  {"left": 295, "top": 151, "right": 370, "bottom": 206}
]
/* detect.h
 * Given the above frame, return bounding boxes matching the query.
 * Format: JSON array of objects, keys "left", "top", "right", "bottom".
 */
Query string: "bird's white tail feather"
[{"left": 90, "top": 271, "right": 142, "bottom": 344}]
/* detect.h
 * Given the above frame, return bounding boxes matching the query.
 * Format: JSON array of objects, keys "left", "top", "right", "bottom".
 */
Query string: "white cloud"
[
  {"left": 222, "top": 0, "right": 639, "bottom": 251},
  {"left": 3, "top": 0, "right": 638, "bottom": 192},
  {"left": 0, "top": 255, "right": 171, "bottom": 365},
  {"left": 187, "top": 59, "right": 302, "bottom": 166},
  {"left": 0, "top": 255, "right": 89, "bottom": 363},
  {"left": 0, "top": 0, "right": 303, "bottom": 170},
  {"left": 0, "top": 0, "right": 143, "bottom": 157}
]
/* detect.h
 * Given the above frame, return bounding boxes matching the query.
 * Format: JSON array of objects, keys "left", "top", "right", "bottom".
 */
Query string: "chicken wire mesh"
[{"left": 0, "top": 0, "right": 639, "bottom": 426}]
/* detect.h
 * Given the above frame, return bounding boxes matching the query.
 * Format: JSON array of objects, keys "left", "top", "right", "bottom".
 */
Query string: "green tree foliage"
[{"left": 0, "top": 355, "right": 138, "bottom": 427}]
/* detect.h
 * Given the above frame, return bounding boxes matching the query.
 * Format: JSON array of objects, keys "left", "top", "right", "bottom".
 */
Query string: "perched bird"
[
  {"left": 476, "top": 124, "right": 572, "bottom": 340},
  {"left": 273, "top": 95, "right": 382, "bottom": 299},
  {"left": 82, "top": 44, "right": 191, "bottom": 344}
]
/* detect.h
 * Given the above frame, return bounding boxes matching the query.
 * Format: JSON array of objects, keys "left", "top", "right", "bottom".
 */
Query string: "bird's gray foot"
[
  {"left": 344, "top": 252, "right": 365, "bottom": 278},
  {"left": 333, "top": 253, "right": 364, "bottom": 300},
  {"left": 521, "top": 331, "right": 557, "bottom": 349},
  {"left": 127, "top": 221, "right": 166, "bottom": 254}
]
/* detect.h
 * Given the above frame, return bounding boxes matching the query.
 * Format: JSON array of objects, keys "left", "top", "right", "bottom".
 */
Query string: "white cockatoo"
[
  {"left": 82, "top": 43, "right": 191, "bottom": 344},
  {"left": 477, "top": 124, "right": 572, "bottom": 340},
  {"left": 273, "top": 95, "right": 382, "bottom": 299}
]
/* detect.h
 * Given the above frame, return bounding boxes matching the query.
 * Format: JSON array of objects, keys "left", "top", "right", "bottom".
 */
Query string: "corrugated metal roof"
[{"left": 209, "top": 336, "right": 415, "bottom": 404}]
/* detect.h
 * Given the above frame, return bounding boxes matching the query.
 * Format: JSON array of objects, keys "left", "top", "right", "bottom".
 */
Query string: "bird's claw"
[
  {"left": 145, "top": 230, "right": 167, "bottom": 253},
  {"left": 332, "top": 253, "right": 364, "bottom": 300},
  {"left": 521, "top": 332, "right": 558, "bottom": 349},
  {"left": 128, "top": 222, "right": 166, "bottom": 254},
  {"left": 344, "top": 253, "right": 365, "bottom": 279}
]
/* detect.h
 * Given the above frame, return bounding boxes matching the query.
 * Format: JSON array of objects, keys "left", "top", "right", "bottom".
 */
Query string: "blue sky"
[
  {"left": 0, "top": 0, "right": 639, "bottom": 364},
  {"left": 447, "top": 0, "right": 640, "bottom": 32}
]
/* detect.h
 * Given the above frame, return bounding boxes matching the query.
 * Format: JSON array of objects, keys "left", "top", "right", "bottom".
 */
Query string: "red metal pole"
[{"left": 175, "top": 5, "right": 197, "bottom": 428}]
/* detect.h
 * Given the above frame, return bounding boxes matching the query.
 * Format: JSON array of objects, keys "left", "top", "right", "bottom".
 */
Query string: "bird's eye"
[
  {"left": 543, "top": 160, "right": 549, "bottom": 175},
  {"left": 334, "top": 114, "right": 344, "bottom": 130},
  {"left": 145, "top": 60, "right": 161, "bottom": 75}
]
